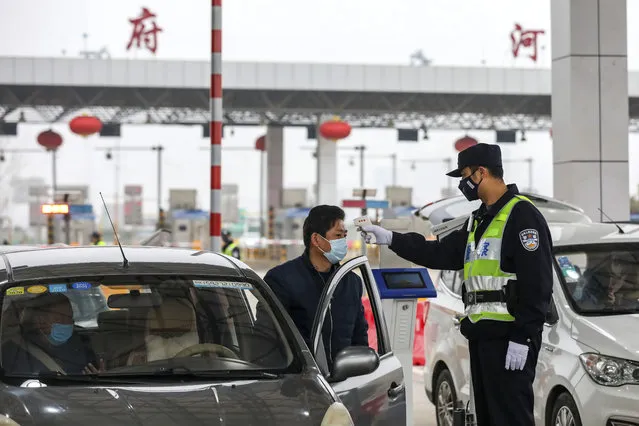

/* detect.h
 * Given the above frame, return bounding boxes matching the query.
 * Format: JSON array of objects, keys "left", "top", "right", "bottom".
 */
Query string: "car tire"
[
  {"left": 550, "top": 392, "right": 582, "bottom": 426},
  {"left": 435, "top": 369, "right": 457, "bottom": 426}
]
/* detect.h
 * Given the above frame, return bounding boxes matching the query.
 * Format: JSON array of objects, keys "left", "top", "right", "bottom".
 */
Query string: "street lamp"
[{"left": 96, "top": 145, "right": 165, "bottom": 229}]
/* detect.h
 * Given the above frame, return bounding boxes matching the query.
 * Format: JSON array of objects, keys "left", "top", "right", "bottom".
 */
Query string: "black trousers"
[{"left": 468, "top": 336, "right": 541, "bottom": 426}]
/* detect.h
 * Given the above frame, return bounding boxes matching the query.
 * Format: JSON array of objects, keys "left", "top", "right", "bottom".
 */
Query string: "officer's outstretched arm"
[
  {"left": 508, "top": 203, "right": 554, "bottom": 345},
  {"left": 388, "top": 228, "right": 467, "bottom": 271}
]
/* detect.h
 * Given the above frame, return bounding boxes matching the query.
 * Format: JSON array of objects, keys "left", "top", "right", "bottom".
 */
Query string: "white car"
[
  {"left": 416, "top": 192, "right": 592, "bottom": 227},
  {"left": 423, "top": 221, "right": 639, "bottom": 426}
]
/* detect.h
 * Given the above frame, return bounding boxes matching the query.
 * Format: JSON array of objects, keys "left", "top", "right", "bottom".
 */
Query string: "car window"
[
  {"left": 0, "top": 275, "right": 296, "bottom": 378},
  {"left": 350, "top": 266, "right": 385, "bottom": 355},
  {"left": 555, "top": 245, "right": 639, "bottom": 315}
]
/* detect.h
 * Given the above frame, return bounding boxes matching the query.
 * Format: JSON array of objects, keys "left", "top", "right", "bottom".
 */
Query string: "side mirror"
[{"left": 328, "top": 346, "right": 380, "bottom": 383}]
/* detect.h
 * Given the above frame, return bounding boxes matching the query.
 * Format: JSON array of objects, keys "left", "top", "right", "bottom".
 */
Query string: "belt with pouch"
[{"left": 462, "top": 289, "right": 507, "bottom": 305}]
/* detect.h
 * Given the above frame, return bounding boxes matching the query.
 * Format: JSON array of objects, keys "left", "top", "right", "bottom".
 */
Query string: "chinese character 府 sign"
[
  {"left": 511, "top": 23, "right": 545, "bottom": 63},
  {"left": 126, "top": 7, "right": 163, "bottom": 55}
]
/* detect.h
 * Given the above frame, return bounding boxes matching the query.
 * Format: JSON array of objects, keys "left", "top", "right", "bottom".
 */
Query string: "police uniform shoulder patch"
[{"left": 519, "top": 229, "right": 539, "bottom": 251}]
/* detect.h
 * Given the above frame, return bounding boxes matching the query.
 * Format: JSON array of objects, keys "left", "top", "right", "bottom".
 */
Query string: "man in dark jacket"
[{"left": 262, "top": 205, "right": 368, "bottom": 368}]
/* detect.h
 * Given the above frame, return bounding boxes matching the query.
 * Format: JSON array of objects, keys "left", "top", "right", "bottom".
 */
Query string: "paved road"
[{"left": 414, "top": 367, "right": 437, "bottom": 426}]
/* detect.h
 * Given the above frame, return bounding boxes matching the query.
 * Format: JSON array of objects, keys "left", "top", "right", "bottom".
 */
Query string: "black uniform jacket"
[
  {"left": 390, "top": 184, "right": 553, "bottom": 344},
  {"left": 262, "top": 252, "right": 369, "bottom": 361}
]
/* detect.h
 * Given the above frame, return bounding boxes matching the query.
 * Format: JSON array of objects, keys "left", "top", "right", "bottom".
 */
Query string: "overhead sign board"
[
  {"left": 41, "top": 204, "right": 69, "bottom": 214},
  {"left": 124, "top": 200, "right": 143, "bottom": 225},
  {"left": 169, "top": 189, "right": 197, "bottom": 211},
  {"left": 342, "top": 199, "right": 390, "bottom": 209},
  {"left": 69, "top": 204, "right": 93, "bottom": 215},
  {"left": 353, "top": 188, "right": 377, "bottom": 198},
  {"left": 28, "top": 185, "right": 49, "bottom": 198},
  {"left": 124, "top": 185, "right": 143, "bottom": 197},
  {"left": 386, "top": 186, "right": 413, "bottom": 207},
  {"left": 282, "top": 188, "right": 307, "bottom": 208}
]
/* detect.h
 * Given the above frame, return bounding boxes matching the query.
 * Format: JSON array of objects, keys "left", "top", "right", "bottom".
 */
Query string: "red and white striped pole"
[{"left": 210, "top": 0, "right": 222, "bottom": 252}]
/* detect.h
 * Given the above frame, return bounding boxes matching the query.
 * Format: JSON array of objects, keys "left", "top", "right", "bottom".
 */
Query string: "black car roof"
[{"left": 0, "top": 246, "right": 244, "bottom": 282}]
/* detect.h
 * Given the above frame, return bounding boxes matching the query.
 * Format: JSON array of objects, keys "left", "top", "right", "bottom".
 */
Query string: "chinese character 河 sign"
[{"left": 510, "top": 23, "right": 545, "bottom": 63}]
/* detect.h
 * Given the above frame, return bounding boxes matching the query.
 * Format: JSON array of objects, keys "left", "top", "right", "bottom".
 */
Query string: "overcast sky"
[{"left": 1, "top": 0, "right": 638, "bottom": 229}]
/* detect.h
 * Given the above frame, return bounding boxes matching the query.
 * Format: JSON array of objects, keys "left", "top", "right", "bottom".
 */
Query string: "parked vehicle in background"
[
  {"left": 416, "top": 192, "right": 591, "bottom": 227},
  {"left": 423, "top": 222, "right": 639, "bottom": 426}
]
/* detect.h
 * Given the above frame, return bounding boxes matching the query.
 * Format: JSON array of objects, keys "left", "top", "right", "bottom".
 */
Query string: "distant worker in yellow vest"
[
  {"left": 91, "top": 231, "right": 106, "bottom": 246},
  {"left": 222, "top": 230, "right": 240, "bottom": 259},
  {"left": 359, "top": 143, "right": 553, "bottom": 426}
]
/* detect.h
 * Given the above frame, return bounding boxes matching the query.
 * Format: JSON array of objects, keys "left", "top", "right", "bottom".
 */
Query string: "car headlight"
[
  {"left": 579, "top": 353, "right": 639, "bottom": 386},
  {"left": 321, "top": 402, "right": 354, "bottom": 426},
  {"left": 0, "top": 415, "right": 20, "bottom": 426}
]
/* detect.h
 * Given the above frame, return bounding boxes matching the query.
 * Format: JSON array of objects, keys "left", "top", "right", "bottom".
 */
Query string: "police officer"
[
  {"left": 222, "top": 230, "right": 241, "bottom": 259},
  {"left": 361, "top": 143, "right": 553, "bottom": 426},
  {"left": 91, "top": 231, "right": 106, "bottom": 246}
]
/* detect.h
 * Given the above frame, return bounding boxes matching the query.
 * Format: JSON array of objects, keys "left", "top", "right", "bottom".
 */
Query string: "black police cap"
[{"left": 446, "top": 143, "right": 503, "bottom": 178}]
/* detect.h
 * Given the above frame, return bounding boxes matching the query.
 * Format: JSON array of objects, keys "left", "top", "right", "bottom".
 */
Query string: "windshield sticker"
[
  {"left": 27, "top": 285, "right": 48, "bottom": 294},
  {"left": 48, "top": 284, "right": 67, "bottom": 293},
  {"left": 193, "top": 280, "right": 254, "bottom": 290},
  {"left": 71, "top": 282, "right": 92, "bottom": 290},
  {"left": 557, "top": 256, "right": 572, "bottom": 268},
  {"left": 6, "top": 287, "right": 24, "bottom": 296}
]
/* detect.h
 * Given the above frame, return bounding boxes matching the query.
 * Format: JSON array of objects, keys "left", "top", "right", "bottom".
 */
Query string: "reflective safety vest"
[
  {"left": 223, "top": 241, "right": 239, "bottom": 258},
  {"left": 95, "top": 241, "right": 106, "bottom": 246},
  {"left": 462, "top": 195, "right": 532, "bottom": 323}
]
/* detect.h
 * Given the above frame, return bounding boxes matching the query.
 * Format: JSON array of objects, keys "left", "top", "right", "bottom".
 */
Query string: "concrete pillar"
[
  {"left": 266, "top": 125, "right": 284, "bottom": 211},
  {"left": 551, "top": 0, "right": 629, "bottom": 221},
  {"left": 316, "top": 118, "right": 339, "bottom": 206}
]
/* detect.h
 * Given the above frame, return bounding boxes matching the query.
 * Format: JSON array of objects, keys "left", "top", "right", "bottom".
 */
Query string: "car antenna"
[
  {"left": 99, "top": 192, "right": 129, "bottom": 267},
  {"left": 598, "top": 208, "right": 625, "bottom": 234}
]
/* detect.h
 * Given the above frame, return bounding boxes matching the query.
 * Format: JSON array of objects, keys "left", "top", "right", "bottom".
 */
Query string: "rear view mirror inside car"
[{"left": 107, "top": 291, "right": 162, "bottom": 309}]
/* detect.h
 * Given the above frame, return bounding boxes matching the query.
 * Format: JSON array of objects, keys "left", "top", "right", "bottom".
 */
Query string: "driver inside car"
[
  {"left": 128, "top": 298, "right": 199, "bottom": 364},
  {"left": 2, "top": 293, "right": 102, "bottom": 375}
]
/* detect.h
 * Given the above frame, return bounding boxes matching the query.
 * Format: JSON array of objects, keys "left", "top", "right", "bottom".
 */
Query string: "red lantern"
[
  {"left": 319, "top": 120, "right": 351, "bottom": 140},
  {"left": 255, "top": 135, "right": 266, "bottom": 151},
  {"left": 454, "top": 135, "right": 478, "bottom": 152},
  {"left": 69, "top": 115, "right": 102, "bottom": 137},
  {"left": 37, "top": 130, "right": 63, "bottom": 151}
]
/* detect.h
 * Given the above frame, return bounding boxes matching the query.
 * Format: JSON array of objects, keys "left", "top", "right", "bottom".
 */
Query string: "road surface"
[{"left": 414, "top": 366, "right": 437, "bottom": 426}]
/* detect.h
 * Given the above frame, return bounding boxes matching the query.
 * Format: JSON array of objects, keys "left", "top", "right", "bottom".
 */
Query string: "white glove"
[
  {"left": 359, "top": 225, "right": 393, "bottom": 245},
  {"left": 505, "top": 341, "right": 529, "bottom": 371}
]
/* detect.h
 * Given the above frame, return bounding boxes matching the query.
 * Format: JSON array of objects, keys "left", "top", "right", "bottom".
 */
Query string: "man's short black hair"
[
  {"left": 303, "top": 205, "right": 345, "bottom": 248},
  {"left": 472, "top": 165, "right": 504, "bottom": 180}
]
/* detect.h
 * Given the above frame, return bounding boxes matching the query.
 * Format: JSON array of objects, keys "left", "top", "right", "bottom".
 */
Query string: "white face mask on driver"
[{"left": 318, "top": 235, "right": 348, "bottom": 264}]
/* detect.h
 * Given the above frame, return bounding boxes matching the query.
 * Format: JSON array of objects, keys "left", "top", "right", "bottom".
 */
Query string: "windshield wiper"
[
  {"left": 148, "top": 366, "right": 280, "bottom": 380},
  {"left": 34, "top": 371, "right": 142, "bottom": 384}
]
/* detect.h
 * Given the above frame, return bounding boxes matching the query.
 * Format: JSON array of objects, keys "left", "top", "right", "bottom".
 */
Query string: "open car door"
[{"left": 310, "top": 256, "right": 406, "bottom": 425}]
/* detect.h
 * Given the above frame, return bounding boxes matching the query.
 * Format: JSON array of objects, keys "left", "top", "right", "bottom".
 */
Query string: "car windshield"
[
  {"left": 555, "top": 245, "right": 639, "bottom": 315},
  {"left": 0, "top": 275, "right": 295, "bottom": 379}
]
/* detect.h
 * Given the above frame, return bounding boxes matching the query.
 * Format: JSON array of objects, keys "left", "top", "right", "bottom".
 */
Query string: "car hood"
[
  {"left": 1, "top": 376, "right": 333, "bottom": 426},
  {"left": 571, "top": 314, "right": 639, "bottom": 361}
]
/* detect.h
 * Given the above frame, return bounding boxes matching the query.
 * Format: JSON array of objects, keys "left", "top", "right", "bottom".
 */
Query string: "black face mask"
[{"left": 458, "top": 170, "right": 483, "bottom": 201}]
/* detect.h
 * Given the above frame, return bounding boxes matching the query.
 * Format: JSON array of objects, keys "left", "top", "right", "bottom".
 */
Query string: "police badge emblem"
[{"left": 519, "top": 229, "right": 539, "bottom": 251}]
